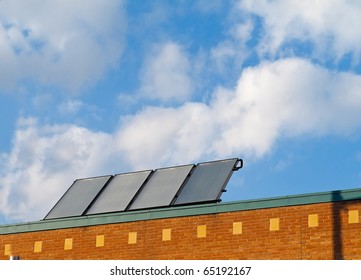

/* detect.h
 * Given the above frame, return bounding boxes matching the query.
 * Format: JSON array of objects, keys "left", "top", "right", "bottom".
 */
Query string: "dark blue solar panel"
[
  {"left": 86, "top": 170, "right": 152, "bottom": 215},
  {"left": 129, "top": 165, "right": 194, "bottom": 210},
  {"left": 44, "top": 175, "right": 111, "bottom": 219},
  {"left": 174, "top": 158, "right": 238, "bottom": 205}
]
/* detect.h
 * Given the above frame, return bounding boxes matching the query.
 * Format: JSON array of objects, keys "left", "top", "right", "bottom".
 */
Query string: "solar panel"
[
  {"left": 85, "top": 170, "right": 152, "bottom": 215},
  {"left": 44, "top": 175, "right": 111, "bottom": 220},
  {"left": 128, "top": 164, "right": 194, "bottom": 210},
  {"left": 174, "top": 158, "right": 239, "bottom": 205}
]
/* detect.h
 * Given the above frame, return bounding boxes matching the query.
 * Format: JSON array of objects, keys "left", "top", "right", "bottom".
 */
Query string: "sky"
[{"left": 1, "top": 0, "right": 361, "bottom": 224}]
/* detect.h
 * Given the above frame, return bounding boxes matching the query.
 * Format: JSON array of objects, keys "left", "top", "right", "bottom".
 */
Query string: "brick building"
[{"left": 1, "top": 187, "right": 361, "bottom": 260}]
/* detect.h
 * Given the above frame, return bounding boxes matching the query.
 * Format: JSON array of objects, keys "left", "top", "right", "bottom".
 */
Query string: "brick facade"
[{"left": 1, "top": 190, "right": 361, "bottom": 260}]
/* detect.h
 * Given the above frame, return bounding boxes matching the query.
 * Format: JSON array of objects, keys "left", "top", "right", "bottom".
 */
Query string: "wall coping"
[{"left": 1, "top": 187, "right": 361, "bottom": 235}]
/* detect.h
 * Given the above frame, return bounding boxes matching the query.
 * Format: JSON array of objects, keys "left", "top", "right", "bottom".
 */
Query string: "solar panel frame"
[
  {"left": 85, "top": 170, "right": 152, "bottom": 215},
  {"left": 173, "top": 158, "right": 239, "bottom": 206},
  {"left": 44, "top": 175, "right": 112, "bottom": 220},
  {"left": 128, "top": 164, "right": 194, "bottom": 210}
]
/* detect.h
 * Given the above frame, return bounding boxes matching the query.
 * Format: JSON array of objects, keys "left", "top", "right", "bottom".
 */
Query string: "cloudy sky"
[{"left": 1, "top": 0, "right": 361, "bottom": 223}]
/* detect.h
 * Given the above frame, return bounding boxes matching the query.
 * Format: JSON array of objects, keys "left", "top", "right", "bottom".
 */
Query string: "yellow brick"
[
  {"left": 34, "top": 241, "right": 42, "bottom": 253},
  {"left": 128, "top": 232, "right": 137, "bottom": 244},
  {"left": 197, "top": 225, "right": 207, "bottom": 238},
  {"left": 64, "top": 238, "right": 73, "bottom": 250},
  {"left": 96, "top": 235, "right": 104, "bottom": 247},
  {"left": 162, "top": 229, "right": 171, "bottom": 241},
  {"left": 348, "top": 210, "right": 359, "bottom": 224},
  {"left": 4, "top": 244, "right": 11, "bottom": 256},
  {"left": 270, "top": 218, "right": 279, "bottom": 231},
  {"left": 308, "top": 214, "right": 318, "bottom": 227},
  {"left": 233, "top": 222, "right": 242, "bottom": 235}
]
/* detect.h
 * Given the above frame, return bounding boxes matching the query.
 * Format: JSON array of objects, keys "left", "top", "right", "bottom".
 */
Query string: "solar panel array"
[{"left": 44, "top": 158, "right": 243, "bottom": 220}]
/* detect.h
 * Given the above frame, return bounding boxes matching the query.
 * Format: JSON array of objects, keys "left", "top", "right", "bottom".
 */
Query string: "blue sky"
[{"left": 1, "top": 0, "right": 361, "bottom": 223}]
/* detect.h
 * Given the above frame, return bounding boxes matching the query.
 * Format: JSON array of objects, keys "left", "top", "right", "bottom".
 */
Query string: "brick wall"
[{"left": 1, "top": 199, "right": 361, "bottom": 260}]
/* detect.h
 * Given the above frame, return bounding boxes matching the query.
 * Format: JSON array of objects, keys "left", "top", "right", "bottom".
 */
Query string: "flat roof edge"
[{"left": 1, "top": 187, "right": 361, "bottom": 235}]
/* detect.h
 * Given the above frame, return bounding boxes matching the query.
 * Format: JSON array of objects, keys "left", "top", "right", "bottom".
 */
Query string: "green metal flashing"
[{"left": 1, "top": 187, "right": 361, "bottom": 235}]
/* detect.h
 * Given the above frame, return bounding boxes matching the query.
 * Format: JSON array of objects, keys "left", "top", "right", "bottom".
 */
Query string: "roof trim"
[{"left": 1, "top": 187, "right": 361, "bottom": 235}]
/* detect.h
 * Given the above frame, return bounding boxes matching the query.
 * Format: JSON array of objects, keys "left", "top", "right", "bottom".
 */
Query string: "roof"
[{"left": 1, "top": 187, "right": 361, "bottom": 235}]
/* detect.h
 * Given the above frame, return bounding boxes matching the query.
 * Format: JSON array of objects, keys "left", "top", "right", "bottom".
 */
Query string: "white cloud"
[
  {"left": 0, "top": 118, "right": 120, "bottom": 222},
  {"left": 212, "top": 58, "right": 361, "bottom": 155},
  {"left": 120, "top": 58, "right": 361, "bottom": 165},
  {"left": 140, "top": 42, "right": 194, "bottom": 103},
  {"left": 2, "top": 58, "right": 361, "bottom": 222},
  {"left": 0, "top": 0, "right": 125, "bottom": 93},
  {"left": 116, "top": 103, "right": 216, "bottom": 169},
  {"left": 239, "top": 0, "right": 361, "bottom": 61}
]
